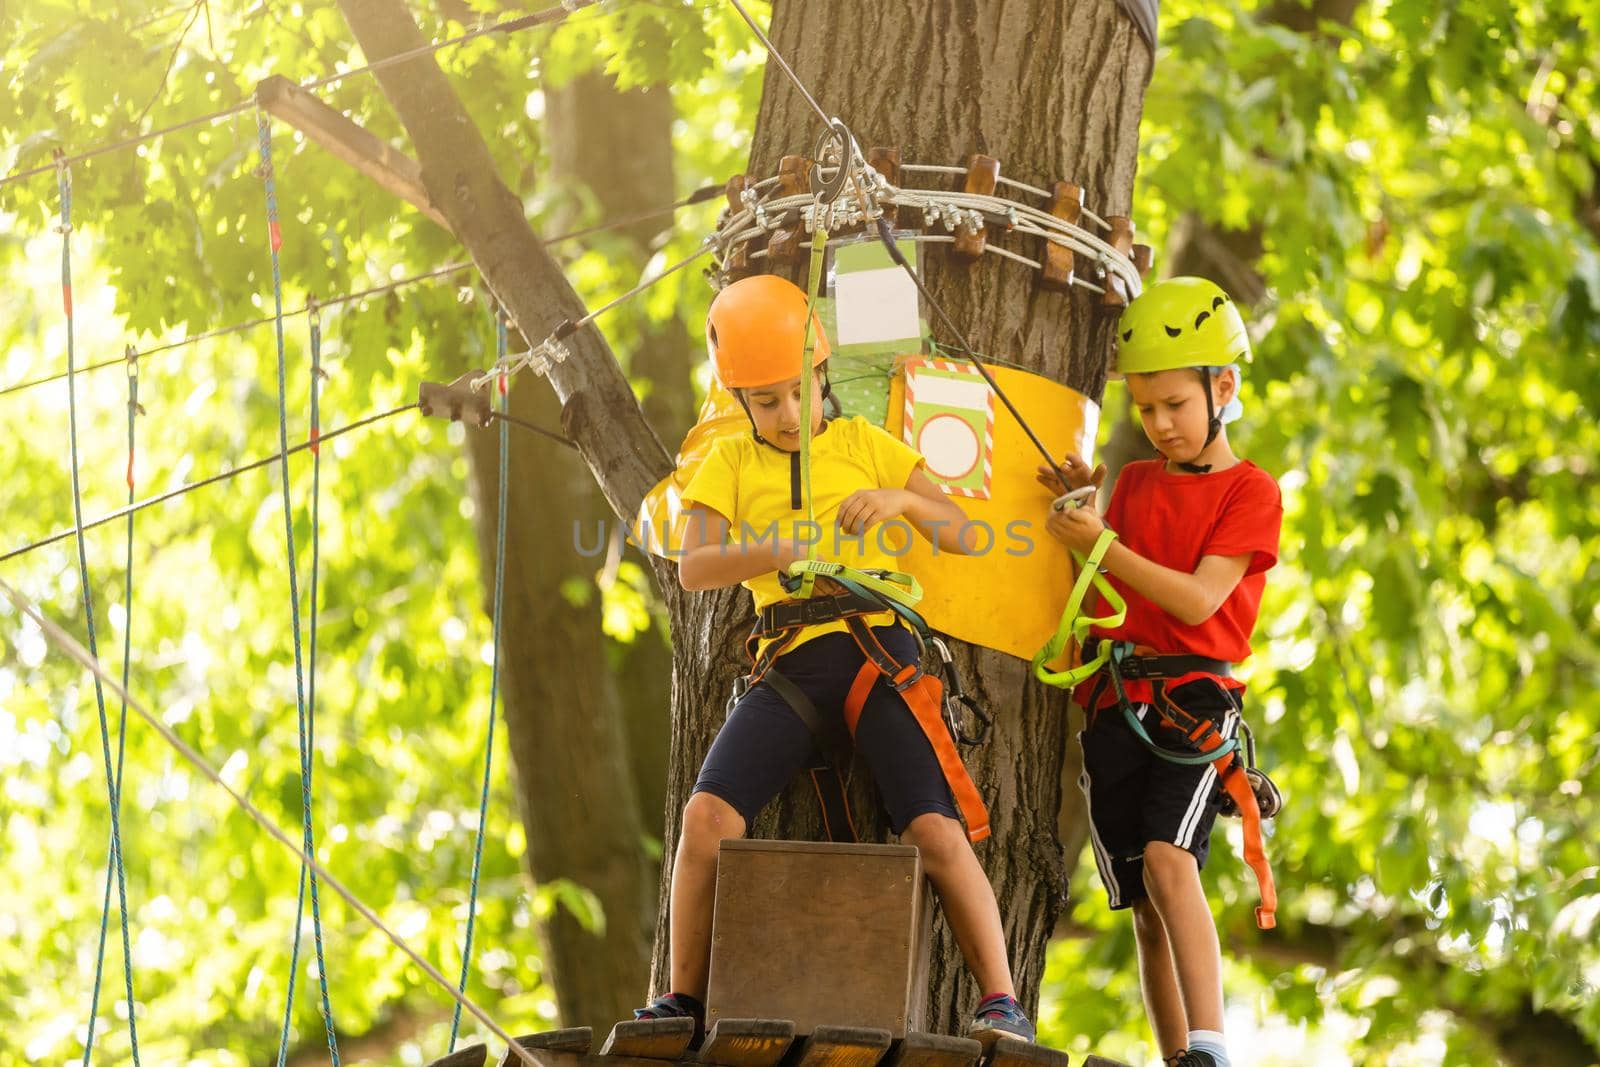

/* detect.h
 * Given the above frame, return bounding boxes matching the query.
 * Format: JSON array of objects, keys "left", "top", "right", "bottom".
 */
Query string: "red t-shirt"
[{"left": 1075, "top": 458, "right": 1283, "bottom": 708}]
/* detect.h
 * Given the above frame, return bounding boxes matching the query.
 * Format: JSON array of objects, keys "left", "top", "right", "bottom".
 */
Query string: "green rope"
[
  {"left": 58, "top": 156, "right": 143, "bottom": 1067},
  {"left": 258, "top": 111, "right": 340, "bottom": 1067},
  {"left": 449, "top": 311, "right": 509, "bottom": 1051}
]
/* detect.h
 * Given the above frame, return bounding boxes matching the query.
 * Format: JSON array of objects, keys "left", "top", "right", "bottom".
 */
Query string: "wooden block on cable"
[
  {"left": 697, "top": 1019, "right": 796, "bottom": 1067},
  {"left": 600, "top": 1018, "right": 697, "bottom": 1060},
  {"left": 1082, "top": 1056, "right": 1136, "bottom": 1067},
  {"left": 981, "top": 1036, "right": 1072, "bottom": 1067},
  {"left": 1040, "top": 181, "right": 1084, "bottom": 292},
  {"left": 791, "top": 1026, "right": 894, "bottom": 1067},
  {"left": 867, "top": 147, "right": 901, "bottom": 225},
  {"left": 497, "top": 1027, "right": 595, "bottom": 1067},
  {"left": 885, "top": 1032, "right": 983, "bottom": 1067},
  {"left": 767, "top": 155, "right": 813, "bottom": 266},
  {"left": 426, "top": 1044, "right": 487, "bottom": 1067},
  {"left": 1100, "top": 216, "right": 1136, "bottom": 310},
  {"left": 419, "top": 373, "right": 492, "bottom": 428},
  {"left": 954, "top": 155, "right": 1000, "bottom": 260},
  {"left": 1131, "top": 243, "right": 1154, "bottom": 280},
  {"left": 705, "top": 840, "right": 930, "bottom": 1037}
]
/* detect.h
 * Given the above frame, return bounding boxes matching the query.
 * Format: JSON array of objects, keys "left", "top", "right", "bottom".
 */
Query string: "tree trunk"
[{"left": 650, "top": 1, "right": 1153, "bottom": 1030}]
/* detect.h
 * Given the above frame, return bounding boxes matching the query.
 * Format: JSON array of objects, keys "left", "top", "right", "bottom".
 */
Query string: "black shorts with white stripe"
[{"left": 1076, "top": 679, "right": 1242, "bottom": 910}]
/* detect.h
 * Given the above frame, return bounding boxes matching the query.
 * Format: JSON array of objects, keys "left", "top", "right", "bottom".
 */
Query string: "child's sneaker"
[
  {"left": 1172, "top": 1052, "right": 1218, "bottom": 1067},
  {"left": 966, "top": 993, "right": 1035, "bottom": 1045},
  {"left": 631, "top": 992, "right": 705, "bottom": 1048}
]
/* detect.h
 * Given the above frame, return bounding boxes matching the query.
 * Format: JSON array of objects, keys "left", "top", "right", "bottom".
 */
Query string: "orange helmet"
[{"left": 706, "top": 274, "right": 830, "bottom": 389}]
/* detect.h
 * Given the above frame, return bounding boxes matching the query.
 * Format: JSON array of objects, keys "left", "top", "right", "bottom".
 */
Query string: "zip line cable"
[
  {"left": 0, "top": 576, "right": 546, "bottom": 1067},
  {"left": 0, "top": 183, "right": 723, "bottom": 402},
  {"left": 0, "top": 405, "right": 415, "bottom": 567},
  {"left": 0, "top": 0, "right": 595, "bottom": 193}
]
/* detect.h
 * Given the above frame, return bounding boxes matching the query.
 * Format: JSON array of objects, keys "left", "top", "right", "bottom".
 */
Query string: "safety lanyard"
[{"left": 1031, "top": 528, "right": 1127, "bottom": 688}]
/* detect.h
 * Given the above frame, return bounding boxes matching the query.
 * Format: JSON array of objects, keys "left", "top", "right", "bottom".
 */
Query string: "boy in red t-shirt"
[{"left": 1039, "top": 277, "right": 1282, "bottom": 1067}]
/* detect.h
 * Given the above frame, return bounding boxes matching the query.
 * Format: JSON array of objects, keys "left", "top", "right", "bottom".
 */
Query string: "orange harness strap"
[
  {"left": 1153, "top": 686, "right": 1277, "bottom": 929},
  {"left": 842, "top": 626, "right": 991, "bottom": 843}
]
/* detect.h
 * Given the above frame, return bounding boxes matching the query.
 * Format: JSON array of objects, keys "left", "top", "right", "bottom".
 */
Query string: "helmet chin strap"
[
  {"left": 1176, "top": 367, "right": 1222, "bottom": 474},
  {"left": 734, "top": 374, "right": 832, "bottom": 451}
]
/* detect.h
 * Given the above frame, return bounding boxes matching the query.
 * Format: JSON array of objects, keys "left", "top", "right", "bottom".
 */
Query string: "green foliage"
[
  {"left": 2, "top": 1, "right": 1596, "bottom": 1065},
  {"left": 1041, "top": 1, "right": 1600, "bottom": 1063}
]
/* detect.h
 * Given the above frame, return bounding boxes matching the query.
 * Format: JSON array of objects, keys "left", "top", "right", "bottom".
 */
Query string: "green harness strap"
[
  {"left": 795, "top": 220, "right": 829, "bottom": 598},
  {"left": 1031, "top": 528, "right": 1127, "bottom": 689}
]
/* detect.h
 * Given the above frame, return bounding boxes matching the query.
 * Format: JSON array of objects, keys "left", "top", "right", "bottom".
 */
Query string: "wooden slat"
[
  {"left": 1082, "top": 1056, "right": 1135, "bottom": 1067},
  {"left": 427, "top": 1043, "right": 488, "bottom": 1067},
  {"left": 697, "top": 1019, "right": 796, "bottom": 1067},
  {"left": 790, "top": 1025, "right": 894, "bottom": 1067},
  {"left": 496, "top": 1028, "right": 595, "bottom": 1067},
  {"left": 254, "top": 74, "right": 451, "bottom": 231},
  {"left": 600, "top": 1017, "right": 697, "bottom": 1059},
  {"left": 981, "top": 1036, "right": 1072, "bottom": 1067},
  {"left": 884, "top": 1032, "right": 983, "bottom": 1067}
]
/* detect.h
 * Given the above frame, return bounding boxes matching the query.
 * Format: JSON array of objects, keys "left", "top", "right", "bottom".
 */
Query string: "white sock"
[{"left": 1187, "top": 1030, "right": 1229, "bottom": 1066}]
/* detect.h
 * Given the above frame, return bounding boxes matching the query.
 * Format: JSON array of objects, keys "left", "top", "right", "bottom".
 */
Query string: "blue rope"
[
  {"left": 450, "top": 310, "right": 509, "bottom": 1051},
  {"left": 59, "top": 157, "right": 143, "bottom": 1067},
  {"left": 257, "top": 113, "right": 340, "bottom": 1067}
]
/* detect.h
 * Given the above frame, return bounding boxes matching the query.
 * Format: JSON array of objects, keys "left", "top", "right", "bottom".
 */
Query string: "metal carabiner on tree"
[{"left": 809, "top": 118, "right": 861, "bottom": 206}]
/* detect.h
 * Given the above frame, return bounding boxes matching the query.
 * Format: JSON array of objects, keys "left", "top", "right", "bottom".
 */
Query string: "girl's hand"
[
  {"left": 1045, "top": 504, "right": 1106, "bottom": 555},
  {"left": 836, "top": 488, "right": 915, "bottom": 535},
  {"left": 1036, "top": 452, "right": 1106, "bottom": 493}
]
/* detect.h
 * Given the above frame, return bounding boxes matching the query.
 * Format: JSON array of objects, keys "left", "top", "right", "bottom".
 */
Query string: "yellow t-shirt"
[{"left": 680, "top": 416, "right": 927, "bottom": 651}]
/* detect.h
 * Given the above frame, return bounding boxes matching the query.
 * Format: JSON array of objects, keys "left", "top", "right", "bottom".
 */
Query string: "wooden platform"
[{"left": 444, "top": 1022, "right": 1132, "bottom": 1067}]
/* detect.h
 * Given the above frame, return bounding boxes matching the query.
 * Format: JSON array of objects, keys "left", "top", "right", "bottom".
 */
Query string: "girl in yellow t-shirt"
[{"left": 633, "top": 275, "right": 1032, "bottom": 1046}]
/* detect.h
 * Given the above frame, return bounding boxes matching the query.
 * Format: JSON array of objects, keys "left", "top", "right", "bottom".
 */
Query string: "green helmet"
[{"left": 1114, "top": 276, "right": 1251, "bottom": 377}]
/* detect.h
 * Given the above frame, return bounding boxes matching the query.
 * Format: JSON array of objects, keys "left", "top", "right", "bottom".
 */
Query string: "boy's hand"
[
  {"left": 836, "top": 488, "right": 915, "bottom": 535},
  {"left": 1036, "top": 453, "right": 1106, "bottom": 493},
  {"left": 1046, "top": 504, "right": 1106, "bottom": 555}
]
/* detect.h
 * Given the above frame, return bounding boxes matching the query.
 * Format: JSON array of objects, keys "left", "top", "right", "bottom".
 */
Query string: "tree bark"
[
  {"left": 336, "top": 0, "right": 665, "bottom": 1032},
  {"left": 650, "top": 0, "right": 1154, "bottom": 1030}
]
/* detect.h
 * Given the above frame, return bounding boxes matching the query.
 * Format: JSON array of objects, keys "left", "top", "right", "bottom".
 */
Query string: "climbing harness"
[
  {"left": 1029, "top": 507, "right": 1279, "bottom": 928},
  {"left": 1080, "top": 639, "right": 1280, "bottom": 930},
  {"left": 729, "top": 559, "right": 993, "bottom": 844}
]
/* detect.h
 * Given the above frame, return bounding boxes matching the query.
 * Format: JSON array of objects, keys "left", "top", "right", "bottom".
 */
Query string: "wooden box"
[{"left": 705, "top": 839, "right": 931, "bottom": 1036}]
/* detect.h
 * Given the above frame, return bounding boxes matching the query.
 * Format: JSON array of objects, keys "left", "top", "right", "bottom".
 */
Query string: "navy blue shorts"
[
  {"left": 1077, "top": 679, "right": 1242, "bottom": 910},
  {"left": 694, "top": 626, "right": 959, "bottom": 833}
]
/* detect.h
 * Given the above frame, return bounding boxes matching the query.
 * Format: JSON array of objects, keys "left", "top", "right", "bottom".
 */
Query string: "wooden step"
[
  {"left": 426, "top": 1044, "right": 487, "bottom": 1067},
  {"left": 1082, "top": 1057, "right": 1134, "bottom": 1067},
  {"left": 791, "top": 1025, "right": 894, "bottom": 1067},
  {"left": 982, "top": 1037, "right": 1071, "bottom": 1067},
  {"left": 497, "top": 1028, "right": 595, "bottom": 1067},
  {"left": 885, "top": 1032, "right": 983, "bottom": 1067},
  {"left": 697, "top": 1019, "right": 796, "bottom": 1067},
  {"left": 600, "top": 1017, "right": 698, "bottom": 1059}
]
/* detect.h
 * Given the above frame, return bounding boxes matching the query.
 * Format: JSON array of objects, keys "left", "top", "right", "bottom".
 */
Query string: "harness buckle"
[{"left": 726, "top": 674, "right": 751, "bottom": 716}]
